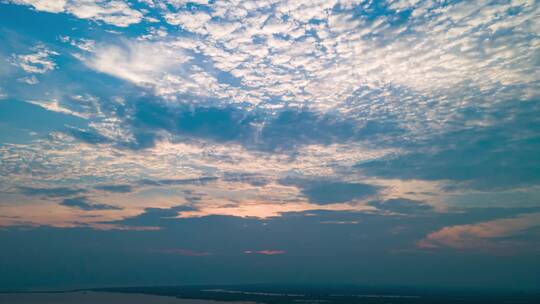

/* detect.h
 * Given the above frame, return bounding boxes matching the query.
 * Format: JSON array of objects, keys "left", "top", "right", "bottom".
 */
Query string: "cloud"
[
  {"left": 137, "top": 177, "right": 218, "bottom": 187},
  {"left": 113, "top": 205, "right": 198, "bottom": 227},
  {"left": 418, "top": 213, "right": 540, "bottom": 251},
  {"left": 9, "top": 0, "right": 65, "bottom": 13},
  {"left": 60, "top": 196, "right": 122, "bottom": 210},
  {"left": 2, "top": 207, "right": 540, "bottom": 289},
  {"left": 10, "top": 0, "right": 143, "bottom": 27},
  {"left": 94, "top": 184, "right": 133, "bottom": 193},
  {"left": 1, "top": 0, "right": 540, "bottom": 262},
  {"left": 34, "top": 177, "right": 218, "bottom": 197},
  {"left": 17, "top": 75, "right": 39, "bottom": 85},
  {"left": 357, "top": 101, "right": 540, "bottom": 190},
  {"left": 0, "top": 99, "right": 87, "bottom": 144},
  {"left": 67, "top": 127, "right": 111, "bottom": 145},
  {"left": 114, "top": 98, "right": 400, "bottom": 151},
  {"left": 369, "top": 199, "right": 433, "bottom": 215},
  {"left": 128, "top": 102, "right": 254, "bottom": 145},
  {"left": 302, "top": 182, "right": 378, "bottom": 205},
  {"left": 68, "top": 0, "right": 143, "bottom": 27},
  {"left": 259, "top": 110, "right": 363, "bottom": 151},
  {"left": 75, "top": 0, "right": 540, "bottom": 113},
  {"left": 11, "top": 45, "right": 58, "bottom": 74},
  {"left": 18, "top": 186, "right": 87, "bottom": 197},
  {"left": 87, "top": 41, "right": 191, "bottom": 87},
  {"left": 244, "top": 250, "right": 286, "bottom": 255},
  {"left": 222, "top": 172, "right": 269, "bottom": 187},
  {"left": 164, "top": 10, "right": 212, "bottom": 34},
  {"left": 281, "top": 179, "right": 379, "bottom": 205}
]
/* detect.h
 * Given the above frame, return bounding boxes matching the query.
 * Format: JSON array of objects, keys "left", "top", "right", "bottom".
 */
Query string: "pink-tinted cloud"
[
  {"left": 417, "top": 213, "right": 540, "bottom": 252},
  {"left": 244, "top": 249, "right": 286, "bottom": 255}
]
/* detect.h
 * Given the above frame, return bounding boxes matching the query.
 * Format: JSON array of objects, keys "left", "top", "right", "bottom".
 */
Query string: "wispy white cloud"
[
  {"left": 17, "top": 75, "right": 39, "bottom": 85},
  {"left": 11, "top": 45, "right": 58, "bottom": 74},
  {"left": 25, "top": 98, "right": 89, "bottom": 118}
]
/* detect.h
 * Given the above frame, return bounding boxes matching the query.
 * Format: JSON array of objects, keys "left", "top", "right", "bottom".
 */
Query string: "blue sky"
[{"left": 0, "top": 0, "right": 540, "bottom": 290}]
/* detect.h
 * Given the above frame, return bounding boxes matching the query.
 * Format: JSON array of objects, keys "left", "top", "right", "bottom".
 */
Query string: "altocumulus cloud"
[
  {"left": 100, "top": 98, "right": 402, "bottom": 152},
  {"left": 18, "top": 186, "right": 87, "bottom": 198},
  {"left": 9, "top": 0, "right": 143, "bottom": 27},
  {"left": 357, "top": 101, "right": 540, "bottom": 190},
  {"left": 280, "top": 178, "right": 380, "bottom": 205},
  {"left": 94, "top": 184, "right": 133, "bottom": 193},
  {"left": 60, "top": 196, "right": 122, "bottom": 211}
]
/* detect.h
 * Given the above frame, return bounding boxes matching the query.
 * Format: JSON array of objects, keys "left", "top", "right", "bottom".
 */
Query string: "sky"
[{"left": 0, "top": 0, "right": 540, "bottom": 291}]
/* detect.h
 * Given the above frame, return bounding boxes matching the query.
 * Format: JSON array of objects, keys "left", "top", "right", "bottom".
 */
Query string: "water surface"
[{"left": 0, "top": 291, "right": 242, "bottom": 304}]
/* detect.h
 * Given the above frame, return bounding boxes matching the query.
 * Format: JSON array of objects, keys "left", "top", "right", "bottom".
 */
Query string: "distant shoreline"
[
  {"left": 2, "top": 285, "right": 540, "bottom": 304},
  {"left": 0, "top": 291, "right": 255, "bottom": 304}
]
